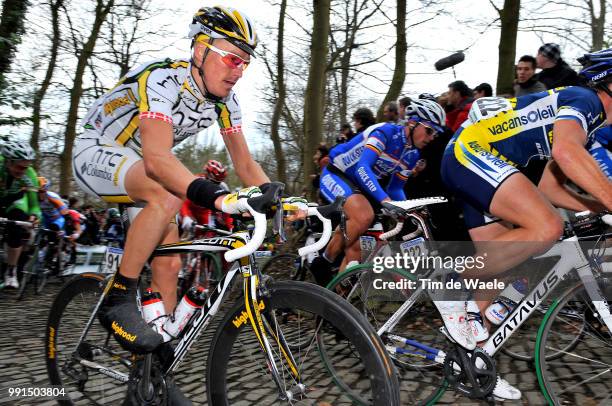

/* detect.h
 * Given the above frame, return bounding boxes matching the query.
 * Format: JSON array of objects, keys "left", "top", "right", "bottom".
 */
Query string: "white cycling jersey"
[{"left": 80, "top": 58, "right": 242, "bottom": 153}]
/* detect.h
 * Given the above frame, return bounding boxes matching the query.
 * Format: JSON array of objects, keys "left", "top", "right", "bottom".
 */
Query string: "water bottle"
[
  {"left": 163, "top": 286, "right": 207, "bottom": 338},
  {"left": 485, "top": 278, "right": 527, "bottom": 325},
  {"left": 141, "top": 288, "right": 171, "bottom": 341}
]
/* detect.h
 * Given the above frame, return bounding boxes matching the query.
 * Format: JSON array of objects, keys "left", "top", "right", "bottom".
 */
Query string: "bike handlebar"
[
  {"left": 0, "top": 217, "right": 33, "bottom": 228},
  {"left": 224, "top": 183, "right": 284, "bottom": 262},
  {"left": 298, "top": 197, "right": 344, "bottom": 257}
]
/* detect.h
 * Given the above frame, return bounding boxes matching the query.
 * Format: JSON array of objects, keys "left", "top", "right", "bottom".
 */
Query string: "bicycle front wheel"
[
  {"left": 536, "top": 281, "right": 612, "bottom": 405},
  {"left": 326, "top": 264, "right": 448, "bottom": 404},
  {"left": 46, "top": 273, "right": 131, "bottom": 405},
  {"left": 207, "top": 280, "right": 400, "bottom": 406}
]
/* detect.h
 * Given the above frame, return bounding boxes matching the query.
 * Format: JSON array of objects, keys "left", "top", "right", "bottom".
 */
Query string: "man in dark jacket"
[
  {"left": 446, "top": 80, "right": 473, "bottom": 132},
  {"left": 514, "top": 55, "right": 547, "bottom": 96},
  {"left": 536, "top": 43, "right": 580, "bottom": 89}
]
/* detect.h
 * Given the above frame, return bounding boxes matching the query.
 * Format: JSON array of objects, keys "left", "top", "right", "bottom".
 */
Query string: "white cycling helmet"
[
  {"left": 405, "top": 99, "right": 446, "bottom": 133},
  {"left": 1, "top": 140, "right": 36, "bottom": 161}
]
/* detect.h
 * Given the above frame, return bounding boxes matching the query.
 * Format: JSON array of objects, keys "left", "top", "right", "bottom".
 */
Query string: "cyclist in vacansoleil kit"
[
  {"left": 0, "top": 141, "right": 40, "bottom": 289},
  {"left": 71, "top": 6, "right": 270, "bottom": 384},
  {"left": 314, "top": 99, "right": 446, "bottom": 285},
  {"left": 439, "top": 49, "right": 612, "bottom": 365}
]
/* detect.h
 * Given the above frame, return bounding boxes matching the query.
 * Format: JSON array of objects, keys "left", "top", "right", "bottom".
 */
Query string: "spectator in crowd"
[
  {"left": 382, "top": 101, "right": 400, "bottom": 123},
  {"left": 336, "top": 123, "right": 355, "bottom": 144},
  {"left": 352, "top": 107, "right": 376, "bottom": 134},
  {"left": 536, "top": 43, "right": 580, "bottom": 89},
  {"left": 398, "top": 96, "right": 412, "bottom": 122},
  {"left": 473, "top": 83, "right": 493, "bottom": 99},
  {"left": 514, "top": 55, "right": 547, "bottom": 96},
  {"left": 80, "top": 204, "right": 101, "bottom": 245},
  {"left": 68, "top": 196, "right": 79, "bottom": 209},
  {"left": 446, "top": 80, "right": 473, "bottom": 132}
]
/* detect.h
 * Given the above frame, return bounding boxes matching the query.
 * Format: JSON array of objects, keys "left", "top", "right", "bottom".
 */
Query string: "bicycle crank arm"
[{"left": 78, "top": 359, "right": 130, "bottom": 383}]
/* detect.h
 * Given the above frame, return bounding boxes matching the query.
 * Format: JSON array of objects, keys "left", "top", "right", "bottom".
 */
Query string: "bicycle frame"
[
  {"left": 71, "top": 231, "right": 302, "bottom": 401},
  {"left": 376, "top": 236, "right": 612, "bottom": 365}
]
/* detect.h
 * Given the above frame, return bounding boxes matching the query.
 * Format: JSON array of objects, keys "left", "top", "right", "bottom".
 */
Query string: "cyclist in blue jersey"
[
  {"left": 589, "top": 125, "right": 612, "bottom": 178},
  {"left": 37, "top": 177, "right": 69, "bottom": 232},
  {"left": 313, "top": 99, "right": 446, "bottom": 284},
  {"left": 438, "top": 50, "right": 612, "bottom": 377}
]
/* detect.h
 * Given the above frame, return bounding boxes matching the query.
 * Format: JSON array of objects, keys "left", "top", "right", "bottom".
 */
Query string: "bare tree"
[
  {"left": 0, "top": 0, "right": 28, "bottom": 93},
  {"left": 521, "top": 0, "right": 610, "bottom": 52},
  {"left": 59, "top": 0, "right": 115, "bottom": 195},
  {"left": 376, "top": 0, "right": 406, "bottom": 121},
  {"left": 31, "top": 0, "right": 64, "bottom": 169},
  {"left": 269, "top": 0, "right": 288, "bottom": 185},
  {"left": 490, "top": 0, "right": 520, "bottom": 95},
  {"left": 303, "top": 0, "right": 330, "bottom": 196},
  {"left": 95, "top": 0, "right": 170, "bottom": 79}
]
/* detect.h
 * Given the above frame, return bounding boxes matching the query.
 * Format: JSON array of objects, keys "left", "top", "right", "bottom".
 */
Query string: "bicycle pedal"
[{"left": 439, "top": 326, "right": 457, "bottom": 345}]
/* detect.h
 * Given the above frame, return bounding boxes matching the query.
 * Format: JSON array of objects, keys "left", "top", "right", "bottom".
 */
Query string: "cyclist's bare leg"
[
  {"left": 121, "top": 161, "right": 183, "bottom": 280},
  {"left": 150, "top": 223, "right": 182, "bottom": 313},
  {"left": 463, "top": 173, "right": 563, "bottom": 317},
  {"left": 339, "top": 195, "right": 374, "bottom": 272},
  {"left": 6, "top": 246, "right": 22, "bottom": 267}
]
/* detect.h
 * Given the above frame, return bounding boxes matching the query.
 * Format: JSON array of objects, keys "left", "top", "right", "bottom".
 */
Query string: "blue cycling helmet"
[{"left": 578, "top": 48, "right": 612, "bottom": 89}]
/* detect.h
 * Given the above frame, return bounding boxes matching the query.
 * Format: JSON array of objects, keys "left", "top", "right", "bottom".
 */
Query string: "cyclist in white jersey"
[{"left": 72, "top": 6, "right": 270, "bottom": 373}]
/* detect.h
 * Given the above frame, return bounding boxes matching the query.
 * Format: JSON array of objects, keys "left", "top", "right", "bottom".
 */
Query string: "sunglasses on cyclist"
[
  {"left": 419, "top": 122, "right": 439, "bottom": 138},
  {"left": 198, "top": 40, "right": 250, "bottom": 70}
]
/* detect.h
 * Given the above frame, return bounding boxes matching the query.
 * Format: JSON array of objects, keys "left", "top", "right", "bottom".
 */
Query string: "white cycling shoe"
[
  {"left": 433, "top": 300, "right": 475, "bottom": 350},
  {"left": 493, "top": 376, "right": 522, "bottom": 400}
]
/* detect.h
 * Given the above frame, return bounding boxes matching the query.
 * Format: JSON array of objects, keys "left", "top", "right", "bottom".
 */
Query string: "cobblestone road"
[{"left": 0, "top": 280, "right": 554, "bottom": 405}]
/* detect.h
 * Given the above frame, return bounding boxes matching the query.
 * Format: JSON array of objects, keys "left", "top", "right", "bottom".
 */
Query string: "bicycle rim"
[
  {"left": 207, "top": 280, "right": 399, "bottom": 405},
  {"left": 536, "top": 282, "right": 612, "bottom": 405},
  {"left": 325, "top": 265, "right": 447, "bottom": 405},
  {"left": 46, "top": 274, "right": 131, "bottom": 405}
]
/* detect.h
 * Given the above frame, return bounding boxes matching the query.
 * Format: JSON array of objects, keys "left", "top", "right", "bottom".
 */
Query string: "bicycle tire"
[
  {"left": 207, "top": 280, "right": 400, "bottom": 406},
  {"left": 46, "top": 273, "right": 131, "bottom": 405},
  {"left": 501, "top": 302, "right": 585, "bottom": 362},
  {"left": 325, "top": 264, "right": 448, "bottom": 405},
  {"left": 535, "top": 281, "right": 610, "bottom": 405}
]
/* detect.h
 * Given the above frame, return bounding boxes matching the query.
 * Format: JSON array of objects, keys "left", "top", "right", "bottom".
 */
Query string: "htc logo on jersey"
[{"left": 487, "top": 105, "right": 555, "bottom": 135}]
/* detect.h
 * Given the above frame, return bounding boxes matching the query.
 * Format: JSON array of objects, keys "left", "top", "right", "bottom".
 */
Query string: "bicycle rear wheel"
[
  {"left": 325, "top": 265, "right": 448, "bottom": 404},
  {"left": 46, "top": 273, "right": 131, "bottom": 405},
  {"left": 536, "top": 281, "right": 612, "bottom": 405},
  {"left": 207, "top": 280, "right": 400, "bottom": 406}
]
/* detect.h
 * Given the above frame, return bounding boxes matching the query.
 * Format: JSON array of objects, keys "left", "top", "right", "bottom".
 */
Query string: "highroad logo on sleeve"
[{"left": 487, "top": 105, "right": 555, "bottom": 135}]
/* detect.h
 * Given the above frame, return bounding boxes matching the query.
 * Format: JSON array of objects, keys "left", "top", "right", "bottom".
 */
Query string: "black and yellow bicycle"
[{"left": 45, "top": 184, "right": 400, "bottom": 405}]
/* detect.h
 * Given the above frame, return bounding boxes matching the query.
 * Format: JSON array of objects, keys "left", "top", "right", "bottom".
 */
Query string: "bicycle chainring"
[{"left": 443, "top": 347, "right": 496, "bottom": 400}]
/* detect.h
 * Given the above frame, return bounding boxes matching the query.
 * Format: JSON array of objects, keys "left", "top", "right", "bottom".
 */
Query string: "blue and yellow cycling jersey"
[
  {"left": 456, "top": 87, "right": 607, "bottom": 167},
  {"left": 442, "top": 86, "right": 608, "bottom": 229},
  {"left": 322, "top": 123, "right": 420, "bottom": 203}
]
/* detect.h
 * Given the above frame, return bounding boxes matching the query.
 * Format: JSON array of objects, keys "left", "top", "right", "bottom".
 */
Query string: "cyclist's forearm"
[
  {"left": 553, "top": 142, "right": 612, "bottom": 209},
  {"left": 539, "top": 160, "right": 603, "bottom": 212},
  {"left": 235, "top": 157, "right": 269, "bottom": 186}
]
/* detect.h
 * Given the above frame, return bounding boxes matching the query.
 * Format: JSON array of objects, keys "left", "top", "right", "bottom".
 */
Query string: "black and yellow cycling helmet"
[{"left": 188, "top": 6, "right": 258, "bottom": 56}]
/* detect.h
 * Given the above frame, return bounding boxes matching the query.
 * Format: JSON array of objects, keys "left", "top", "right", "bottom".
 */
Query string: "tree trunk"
[
  {"left": 495, "top": 0, "right": 520, "bottom": 95},
  {"left": 59, "top": 0, "right": 115, "bottom": 195},
  {"left": 376, "top": 0, "right": 406, "bottom": 121},
  {"left": 270, "top": 0, "right": 288, "bottom": 186},
  {"left": 588, "top": 0, "right": 605, "bottom": 51},
  {"left": 31, "top": 0, "right": 63, "bottom": 170},
  {"left": 302, "top": 0, "right": 330, "bottom": 197},
  {"left": 0, "top": 0, "right": 28, "bottom": 92}
]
